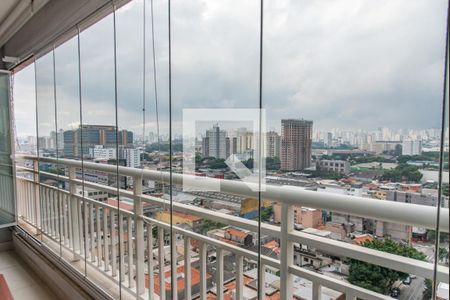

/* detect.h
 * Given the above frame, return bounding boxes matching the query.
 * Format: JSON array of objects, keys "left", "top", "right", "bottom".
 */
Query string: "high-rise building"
[
  {"left": 265, "top": 131, "right": 280, "bottom": 158},
  {"left": 281, "top": 119, "right": 313, "bottom": 171},
  {"left": 202, "top": 124, "right": 226, "bottom": 159},
  {"left": 63, "top": 125, "right": 133, "bottom": 158},
  {"left": 402, "top": 140, "right": 422, "bottom": 156},
  {"left": 225, "top": 137, "right": 231, "bottom": 159},
  {"left": 202, "top": 136, "right": 210, "bottom": 157},
  {"left": 236, "top": 129, "right": 254, "bottom": 154},
  {"left": 325, "top": 132, "right": 332, "bottom": 147}
]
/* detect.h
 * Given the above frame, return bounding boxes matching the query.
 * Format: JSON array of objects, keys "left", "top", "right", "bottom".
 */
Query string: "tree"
[
  {"left": 196, "top": 220, "right": 226, "bottom": 235},
  {"left": 382, "top": 163, "right": 423, "bottom": 182},
  {"left": 422, "top": 279, "right": 432, "bottom": 300},
  {"left": 426, "top": 230, "right": 449, "bottom": 243},
  {"left": 348, "top": 239, "right": 426, "bottom": 294},
  {"left": 438, "top": 247, "right": 449, "bottom": 263},
  {"left": 260, "top": 207, "right": 273, "bottom": 222},
  {"left": 350, "top": 155, "right": 394, "bottom": 165},
  {"left": 243, "top": 158, "right": 254, "bottom": 169},
  {"left": 266, "top": 157, "right": 281, "bottom": 170},
  {"left": 394, "top": 144, "right": 402, "bottom": 157}
]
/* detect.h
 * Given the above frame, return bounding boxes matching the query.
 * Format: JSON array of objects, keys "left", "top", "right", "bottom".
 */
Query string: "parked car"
[
  {"left": 390, "top": 287, "right": 401, "bottom": 298},
  {"left": 403, "top": 276, "right": 412, "bottom": 285},
  {"left": 409, "top": 274, "right": 417, "bottom": 279}
]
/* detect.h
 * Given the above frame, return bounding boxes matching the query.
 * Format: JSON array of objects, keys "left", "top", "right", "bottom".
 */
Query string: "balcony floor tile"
[{"left": 0, "top": 250, "right": 58, "bottom": 300}]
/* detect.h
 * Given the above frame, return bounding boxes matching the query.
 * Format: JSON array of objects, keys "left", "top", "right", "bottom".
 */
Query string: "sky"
[{"left": 13, "top": 0, "right": 449, "bottom": 137}]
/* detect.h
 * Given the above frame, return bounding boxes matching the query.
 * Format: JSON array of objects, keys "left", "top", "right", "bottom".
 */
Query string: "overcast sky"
[{"left": 13, "top": 0, "right": 449, "bottom": 137}]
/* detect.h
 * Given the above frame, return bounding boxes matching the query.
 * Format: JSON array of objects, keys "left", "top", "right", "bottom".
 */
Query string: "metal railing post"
[
  {"left": 199, "top": 242, "right": 207, "bottom": 300},
  {"left": 184, "top": 236, "right": 192, "bottom": 300},
  {"left": 158, "top": 227, "right": 166, "bottom": 300},
  {"left": 313, "top": 282, "right": 321, "bottom": 300},
  {"left": 216, "top": 248, "right": 224, "bottom": 300},
  {"left": 134, "top": 175, "right": 145, "bottom": 296},
  {"left": 33, "top": 160, "right": 41, "bottom": 231},
  {"left": 69, "top": 166, "right": 80, "bottom": 259},
  {"left": 235, "top": 254, "right": 244, "bottom": 300},
  {"left": 280, "top": 202, "right": 293, "bottom": 300}
]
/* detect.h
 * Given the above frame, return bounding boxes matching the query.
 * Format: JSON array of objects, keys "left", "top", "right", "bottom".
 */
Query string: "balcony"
[
  {"left": 14, "top": 155, "right": 449, "bottom": 300},
  {"left": 1, "top": 0, "right": 449, "bottom": 299}
]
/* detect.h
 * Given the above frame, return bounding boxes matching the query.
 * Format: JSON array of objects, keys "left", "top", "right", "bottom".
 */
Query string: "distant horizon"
[{"left": 17, "top": 123, "right": 448, "bottom": 140}]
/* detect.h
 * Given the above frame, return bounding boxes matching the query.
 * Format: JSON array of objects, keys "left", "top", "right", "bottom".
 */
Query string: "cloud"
[{"left": 13, "top": 0, "right": 449, "bottom": 137}]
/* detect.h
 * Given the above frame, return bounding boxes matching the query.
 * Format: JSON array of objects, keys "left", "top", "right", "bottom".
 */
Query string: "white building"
[
  {"left": 402, "top": 140, "right": 422, "bottom": 155},
  {"left": 76, "top": 186, "right": 108, "bottom": 202},
  {"left": 89, "top": 145, "right": 116, "bottom": 160},
  {"left": 120, "top": 147, "right": 141, "bottom": 168}
]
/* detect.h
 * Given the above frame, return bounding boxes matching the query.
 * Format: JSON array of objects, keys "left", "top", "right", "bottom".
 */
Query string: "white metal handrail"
[{"left": 24, "top": 155, "right": 449, "bottom": 232}]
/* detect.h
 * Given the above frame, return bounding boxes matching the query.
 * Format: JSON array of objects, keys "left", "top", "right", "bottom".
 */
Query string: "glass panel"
[
  {"left": 79, "top": 10, "right": 121, "bottom": 297},
  {"left": 13, "top": 65, "right": 37, "bottom": 230},
  {"left": 435, "top": 37, "right": 449, "bottom": 297},
  {"left": 262, "top": 0, "right": 448, "bottom": 298},
  {"left": 54, "top": 35, "right": 86, "bottom": 273},
  {"left": 115, "top": 0, "right": 148, "bottom": 297},
  {"left": 173, "top": 0, "right": 261, "bottom": 298},
  {"left": 35, "top": 51, "right": 60, "bottom": 250},
  {"left": 0, "top": 71, "right": 16, "bottom": 226},
  {"left": 14, "top": 65, "right": 37, "bottom": 156}
]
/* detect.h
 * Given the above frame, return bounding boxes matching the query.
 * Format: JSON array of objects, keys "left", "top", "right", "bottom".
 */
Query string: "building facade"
[
  {"left": 402, "top": 140, "right": 422, "bottom": 155},
  {"left": 280, "top": 119, "right": 313, "bottom": 171},
  {"left": 63, "top": 125, "right": 133, "bottom": 157},
  {"left": 265, "top": 131, "right": 281, "bottom": 158},
  {"left": 316, "top": 159, "right": 351, "bottom": 175},
  {"left": 202, "top": 124, "right": 227, "bottom": 159}
]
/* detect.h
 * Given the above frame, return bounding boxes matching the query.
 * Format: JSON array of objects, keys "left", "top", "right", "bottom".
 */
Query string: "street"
[{"left": 399, "top": 278, "right": 425, "bottom": 300}]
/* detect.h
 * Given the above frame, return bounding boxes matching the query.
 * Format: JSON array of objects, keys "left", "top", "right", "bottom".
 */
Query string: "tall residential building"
[
  {"left": 325, "top": 132, "right": 332, "bottom": 147},
  {"left": 265, "top": 131, "right": 280, "bottom": 158},
  {"left": 281, "top": 119, "right": 313, "bottom": 171},
  {"left": 63, "top": 125, "right": 133, "bottom": 157},
  {"left": 202, "top": 137, "right": 210, "bottom": 157},
  {"left": 50, "top": 129, "right": 64, "bottom": 150},
  {"left": 236, "top": 130, "right": 254, "bottom": 154},
  {"left": 202, "top": 124, "right": 227, "bottom": 159},
  {"left": 402, "top": 140, "right": 422, "bottom": 156}
]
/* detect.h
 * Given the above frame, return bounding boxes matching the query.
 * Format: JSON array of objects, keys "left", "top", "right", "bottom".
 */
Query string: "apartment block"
[{"left": 280, "top": 119, "right": 313, "bottom": 171}]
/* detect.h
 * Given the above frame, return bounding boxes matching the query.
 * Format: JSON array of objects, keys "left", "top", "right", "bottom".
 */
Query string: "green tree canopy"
[
  {"left": 348, "top": 239, "right": 426, "bottom": 294},
  {"left": 382, "top": 163, "right": 423, "bottom": 182}
]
